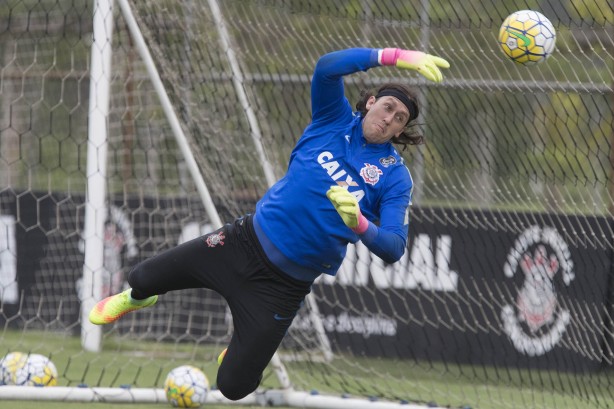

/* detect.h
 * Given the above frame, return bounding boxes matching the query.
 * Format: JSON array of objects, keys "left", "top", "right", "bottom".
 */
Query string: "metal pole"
[
  {"left": 412, "top": 0, "right": 432, "bottom": 205},
  {"left": 81, "top": 0, "right": 114, "bottom": 352},
  {"left": 206, "top": 0, "right": 277, "bottom": 186},
  {"left": 116, "top": 0, "right": 222, "bottom": 229}
]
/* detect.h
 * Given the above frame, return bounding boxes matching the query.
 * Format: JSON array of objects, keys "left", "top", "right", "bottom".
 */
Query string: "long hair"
[{"left": 355, "top": 83, "right": 424, "bottom": 148}]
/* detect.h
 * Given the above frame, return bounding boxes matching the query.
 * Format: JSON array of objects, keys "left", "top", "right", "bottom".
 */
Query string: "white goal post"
[{"left": 0, "top": 386, "right": 445, "bottom": 409}]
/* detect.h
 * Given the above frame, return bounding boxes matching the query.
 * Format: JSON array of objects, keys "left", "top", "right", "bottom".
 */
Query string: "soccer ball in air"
[
  {"left": 498, "top": 10, "right": 556, "bottom": 65},
  {"left": 14, "top": 353, "right": 58, "bottom": 386},
  {"left": 164, "top": 365, "right": 209, "bottom": 408},
  {"left": 0, "top": 351, "right": 27, "bottom": 385}
]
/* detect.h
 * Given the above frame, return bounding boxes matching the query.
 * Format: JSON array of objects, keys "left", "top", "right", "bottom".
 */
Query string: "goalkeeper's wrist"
[
  {"left": 378, "top": 48, "right": 400, "bottom": 66},
  {"left": 351, "top": 214, "right": 369, "bottom": 235}
]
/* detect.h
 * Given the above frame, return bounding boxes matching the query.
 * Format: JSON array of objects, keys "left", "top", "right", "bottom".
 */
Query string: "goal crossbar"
[{"left": 0, "top": 386, "right": 446, "bottom": 409}]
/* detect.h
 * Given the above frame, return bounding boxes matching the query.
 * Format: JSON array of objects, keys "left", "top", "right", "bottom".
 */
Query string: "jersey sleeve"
[
  {"left": 311, "top": 48, "right": 380, "bottom": 124},
  {"left": 358, "top": 165, "right": 413, "bottom": 263}
]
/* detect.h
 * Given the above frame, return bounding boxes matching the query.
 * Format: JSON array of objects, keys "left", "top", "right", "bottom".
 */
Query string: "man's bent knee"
[{"left": 216, "top": 370, "right": 262, "bottom": 401}]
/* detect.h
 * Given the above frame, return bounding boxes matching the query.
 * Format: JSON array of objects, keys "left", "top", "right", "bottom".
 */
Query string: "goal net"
[{"left": 0, "top": 0, "right": 613, "bottom": 408}]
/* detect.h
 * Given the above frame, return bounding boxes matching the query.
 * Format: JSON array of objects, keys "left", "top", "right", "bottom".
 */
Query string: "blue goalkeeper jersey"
[{"left": 254, "top": 48, "right": 413, "bottom": 280}]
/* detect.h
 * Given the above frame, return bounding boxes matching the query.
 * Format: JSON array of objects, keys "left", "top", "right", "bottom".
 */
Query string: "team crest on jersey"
[
  {"left": 205, "top": 232, "right": 225, "bottom": 247},
  {"left": 379, "top": 156, "right": 396, "bottom": 167},
  {"left": 360, "top": 163, "right": 383, "bottom": 186}
]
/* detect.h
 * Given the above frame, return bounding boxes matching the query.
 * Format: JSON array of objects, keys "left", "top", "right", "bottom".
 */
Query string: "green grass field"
[{"left": 1, "top": 329, "right": 612, "bottom": 409}]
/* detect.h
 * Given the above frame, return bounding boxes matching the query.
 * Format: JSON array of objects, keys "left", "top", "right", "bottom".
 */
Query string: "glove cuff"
[
  {"left": 379, "top": 48, "right": 400, "bottom": 66},
  {"left": 351, "top": 214, "right": 369, "bottom": 235}
]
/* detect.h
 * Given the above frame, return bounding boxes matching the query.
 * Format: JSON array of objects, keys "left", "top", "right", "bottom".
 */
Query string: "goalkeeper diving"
[{"left": 89, "top": 47, "right": 449, "bottom": 400}]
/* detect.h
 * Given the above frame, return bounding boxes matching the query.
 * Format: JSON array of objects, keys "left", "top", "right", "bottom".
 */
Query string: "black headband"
[{"left": 375, "top": 89, "right": 419, "bottom": 123}]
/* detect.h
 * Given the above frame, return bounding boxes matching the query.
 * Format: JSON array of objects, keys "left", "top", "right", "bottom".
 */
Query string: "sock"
[{"left": 129, "top": 289, "right": 151, "bottom": 303}]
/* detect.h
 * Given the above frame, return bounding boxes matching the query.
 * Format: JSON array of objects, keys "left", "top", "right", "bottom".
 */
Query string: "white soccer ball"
[
  {"left": 164, "top": 365, "right": 209, "bottom": 408},
  {"left": 0, "top": 351, "right": 27, "bottom": 385},
  {"left": 498, "top": 10, "right": 556, "bottom": 65},
  {"left": 13, "top": 353, "right": 58, "bottom": 386}
]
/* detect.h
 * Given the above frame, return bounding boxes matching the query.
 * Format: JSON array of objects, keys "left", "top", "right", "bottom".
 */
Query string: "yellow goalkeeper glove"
[
  {"left": 379, "top": 48, "right": 450, "bottom": 83},
  {"left": 326, "top": 186, "right": 369, "bottom": 234}
]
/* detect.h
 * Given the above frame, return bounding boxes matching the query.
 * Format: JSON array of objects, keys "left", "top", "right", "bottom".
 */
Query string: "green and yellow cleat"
[
  {"left": 89, "top": 289, "right": 158, "bottom": 325},
  {"left": 217, "top": 348, "right": 227, "bottom": 366}
]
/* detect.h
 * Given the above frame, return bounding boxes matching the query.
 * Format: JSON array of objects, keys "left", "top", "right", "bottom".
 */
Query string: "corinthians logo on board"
[{"left": 501, "top": 225, "right": 574, "bottom": 356}]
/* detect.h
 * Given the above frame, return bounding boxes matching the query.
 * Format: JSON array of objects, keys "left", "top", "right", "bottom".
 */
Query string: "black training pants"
[{"left": 127, "top": 215, "right": 312, "bottom": 401}]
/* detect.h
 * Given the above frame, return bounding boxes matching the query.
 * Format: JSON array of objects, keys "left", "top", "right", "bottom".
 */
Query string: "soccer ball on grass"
[
  {"left": 498, "top": 10, "right": 556, "bottom": 65},
  {"left": 164, "top": 365, "right": 209, "bottom": 408},
  {"left": 15, "top": 353, "right": 58, "bottom": 386},
  {"left": 0, "top": 351, "right": 27, "bottom": 385},
  {"left": 1, "top": 352, "right": 58, "bottom": 386}
]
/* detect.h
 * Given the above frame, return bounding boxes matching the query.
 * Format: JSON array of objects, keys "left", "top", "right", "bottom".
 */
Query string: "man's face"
[{"left": 362, "top": 95, "right": 410, "bottom": 144}]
